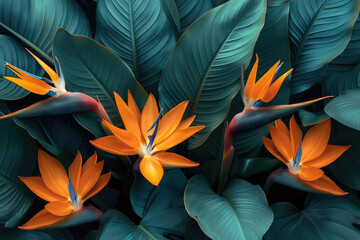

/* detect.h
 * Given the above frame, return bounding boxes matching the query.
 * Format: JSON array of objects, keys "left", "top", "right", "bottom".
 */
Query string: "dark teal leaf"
[
  {"left": 0, "top": 229, "right": 73, "bottom": 240},
  {"left": 91, "top": 187, "right": 121, "bottom": 212},
  {"left": 326, "top": 120, "right": 360, "bottom": 190},
  {"left": 229, "top": 2, "right": 291, "bottom": 158},
  {"left": 82, "top": 231, "right": 98, "bottom": 240},
  {"left": 184, "top": 175, "right": 273, "bottom": 240},
  {"left": 14, "top": 114, "right": 94, "bottom": 157},
  {"left": 0, "top": 0, "right": 91, "bottom": 63},
  {"left": 95, "top": 0, "right": 178, "bottom": 93},
  {"left": 52, "top": 28, "right": 147, "bottom": 137},
  {"left": 322, "top": 63, "right": 360, "bottom": 97},
  {"left": 0, "top": 105, "right": 37, "bottom": 227},
  {"left": 159, "top": 0, "right": 266, "bottom": 148},
  {"left": 267, "top": 0, "right": 293, "bottom": 8},
  {"left": 298, "top": 109, "right": 329, "bottom": 126},
  {"left": 130, "top": 170, "right": 187, "bottom": 217},
  {"left": 175, "top": 0, "right": 212, "bottom": 32},
  {"left": 265, "top": 194, "right": 360, "bottom": 240},
  {"left": 235, "top": 157, "right": 280, "bottom": 179},
  {"left": 325, "top": 88, "right": 360, "bottom": 131},
  {"left": 288, "top": 0, "right": 360, "bottom": 94},
  {"left": 326, "top": 16, "right": 360, "bottom": 73},
  {"left": 99, "top": 187, "right": 190, "bottom": 240},
  {"left": 0, "top": 35, "right": 42, "bottom": 100}
]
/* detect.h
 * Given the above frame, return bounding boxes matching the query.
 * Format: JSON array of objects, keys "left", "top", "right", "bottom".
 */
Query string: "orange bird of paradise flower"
[
  {"left": 262, "top": 116, "right": 349, "bottom": 195},
  {"left": 4, "top": 49, "right": 67, "bottom": 96},
  {"left": 18, "top": 150, "right": 111, "bottom": 230},
  {"left": 91, "top": 91, "right": 205, "bottom": 186},
  {"left": 241, "top": 54, "right": 293, "bottom": 110}
]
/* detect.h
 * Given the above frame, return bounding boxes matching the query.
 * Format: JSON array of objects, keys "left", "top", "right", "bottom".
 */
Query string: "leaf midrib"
[
  {"left": 190, "top": 25, "right": 238, "bottom": 116},
  {"left": 128, "top": 0, "right": 139, "bottom": 81},
  {"left": 292, "top": 0, "right": 329, "bottom": 66},
  {"left": 221, "top": 195, "right": 245, "bottom": 239}
]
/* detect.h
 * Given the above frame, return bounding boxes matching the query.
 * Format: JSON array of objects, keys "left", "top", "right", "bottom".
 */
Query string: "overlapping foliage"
[{"left": 0, "top": 0, "right": 360, "bottom": 239}]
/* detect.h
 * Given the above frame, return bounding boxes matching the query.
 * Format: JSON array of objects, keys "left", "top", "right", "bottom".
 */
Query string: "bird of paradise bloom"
[
  {"left": 91, "top": 91, "right": 205, "bottom": 186},
  {"left": 18, "top": 150, "right": 111, "bottom": 230},
  {"left": 4, "top": 49, "right": 67, "bottom": 96},
  {"left": 262, "top": 116, "right": 349, "bottom": 195},
  {"left": 241, "top": 54, "right": 293, "bottom": 110}
]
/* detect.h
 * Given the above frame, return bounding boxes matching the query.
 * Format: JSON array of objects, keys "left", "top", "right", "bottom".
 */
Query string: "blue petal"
[{"left": 68, "top": 180, "right": 77, "bottom": 204}]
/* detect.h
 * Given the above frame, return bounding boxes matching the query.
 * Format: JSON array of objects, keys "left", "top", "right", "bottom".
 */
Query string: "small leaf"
[{"left": 298, "top": 109, "right": 329, "bottom": 126}]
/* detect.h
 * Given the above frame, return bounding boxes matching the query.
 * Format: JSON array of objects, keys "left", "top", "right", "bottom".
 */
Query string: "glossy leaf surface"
[
  {"left": 159, "top": 0, "right": 266, "bottom": 148},
  {"left": 184, "top": 175, "right": 273, "bottom": 240}
]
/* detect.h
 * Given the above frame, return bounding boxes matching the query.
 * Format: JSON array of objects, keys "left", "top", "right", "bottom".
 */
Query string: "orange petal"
[
  {"left": 139, "top": 155, "right": 164, "bottom": 186},
  {"left": 289, "top": 115, "right": 303, "bottom": 156},
  {"left": 262, "top": 69, "right": 293, "bottom": 103},
  {"left": 83, "top": 172, "right": 111, "bottom": 201},
  {"left": 262, "top": 136, "right": 288, "bottom": 164},
  {"left": 154, "top": 152, "right": 199, "bottom": 168},
  {"left": 18, "top": 209, "right": 68, "bottom": 230},
  {"left": 45, "top": 201, "right": 73, "bottom": 216},
  {"left": 82, "top": 153, "right": 97, "bottom": 175},
  {"left": 90, "top": 136, "right": 137, "bottom": 156},
  {"left": 141, "top": 93, "right": 159, "bottom": 142},
  {"left": 3, "top": 76, "right": 51, "bottom": 95},
  {"left": 77, "top": 161, "right": 104, "bottom": 199},
  {"left": 301, "top": 119, "right": 331, "bottom": 162},
  {"left": 268, "top": 124, "right": 292, "bottom": 161},
  {"left": 114, "top": 92, "right": 142, "bottom": 142},
  {"left": 27, "top": 49, "right": 60, "bottom": 85},
  {"left": 177, "top": 115, "right": 196, "bottom": 130},
  {"left": 244, "top": 54, "right": 259, "bottom": 100},
  {"left": 253, "top": 60, "right": 280, "bottom": 100},
  {"left": 154, "top": 101, "right": 188, "bottom": 144},
  {"left": 302, "top": 174, "right": 347, "bottom": 196},
  {"left": 127, "top": 90, "right": 141, "bottom": 124},
  {"left": 298, "top": 166, "right": 324, "bottom": 181},
  {"left": 19, "top": 176, "right": 66, "bottom": 202},
  {"left": 275, "top": 119, "right": 289, "bottom": 137},
  {"left": 102, "top": 120, "right": 140, "bottom": 150},
  {"left": 154, "top": 125, "right": 205, "bottom": 151},
  {"left": 69, "top": 152, "right": 82, "bottom": 193},
  {"left": 38, "top": 150, "right": 69, "bottom": 198},
  {"left": 303, "top": 145, "right": 350, "bottom": 168}
]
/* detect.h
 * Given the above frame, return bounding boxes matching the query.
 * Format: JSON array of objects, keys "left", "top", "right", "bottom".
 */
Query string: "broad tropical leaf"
[
  {"left": 326, "top": 16, "right": 360, "bottom": 73},
  {"left": 99, "top": 187, "right": 190, "bottom": 240},
  {"left": 325, "top": 88, "right": 360, "bottom": 131},
  {"left": 159, "top": 0, "right": 266, "bottom": 148},
  {"left": 0, "top": 104, "right": 37, "bottom": 227},
  {"left": 0, "top": 0, "right": 90, "bottom": 63},
  {"left": 265, "top": 194, "right": 360, "bottom": 239},
  {"left": 298, "top": 109, "right": 329, "bottom": 126},
  {"left": 0, "top": 35, "right": 42, "bottom": 100},
  {"left": 95, "top": 0, "right": 178, "bottom": 93},
  {"left": 184, "top": 175, "right": 273, "bottom": 240},
  {"left": 267, "top": 0, "right": 293, "bottom": 8},
  {"left": 52, "top": 28, "right": 147, "bottom": 137},
  {"left": 288, "top": 0, "right": 360, "bottom": 94},
  {"left": 175, "top": 0, "right": 212, "bottom": 32}
]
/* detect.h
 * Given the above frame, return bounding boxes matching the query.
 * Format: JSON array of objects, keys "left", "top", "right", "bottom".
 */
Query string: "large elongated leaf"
[
  {"left": 326, "top": 16, "right": 360, "bottom": 73},
  {"left": 0, "top": 35, "right": 42, "bottom": 100},
  {"left": 267, "top": 0, "right": 293, "bottom": 8},
  {"left": 175, "top": 0, "right": 212, "bottom": 32},
  {"left": 0, "top": 0, "right": 90, "bottom": 63},
  {"left": 99, "top": 187, "right": 190, "bottom": 240},
  {"left": 288, "top": 0, "right": 360, "bottom": 94},
  {"left": 159, "top": 0, "right": 266, "bottom": 148},
  {"left": 184, "top": 175, "right": 273, "bottom": 240},
  {"left": 265, "top": 194, "right": 360, "bottom": 240},
  {"left": 95, "top": 0, "right": 178, "bottom": 93},
  {"left": 325, "top": 88, "right": 360, "bottom": 131},
  {"left": 0, "top": 105, "right": 37, "bottom": 227},
  {"left": 13, "top": 114, "right": 94, "bottom": 157},
  {"left": 52, "top": 28, "right": 147, "bottom": 136},
  {"left": 322, "top": 63, "right": 360, "bottom": 97}
]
